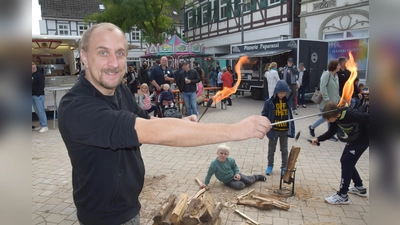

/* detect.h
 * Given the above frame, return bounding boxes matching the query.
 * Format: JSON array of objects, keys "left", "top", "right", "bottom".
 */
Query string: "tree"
[{"left": 86, "top": 0, "right": 185, "bottom": 44}]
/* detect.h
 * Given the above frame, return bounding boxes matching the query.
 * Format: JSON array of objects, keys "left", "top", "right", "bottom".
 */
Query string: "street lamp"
[{"left": 238, "top": 2, "right": 245, "bottom": 44}]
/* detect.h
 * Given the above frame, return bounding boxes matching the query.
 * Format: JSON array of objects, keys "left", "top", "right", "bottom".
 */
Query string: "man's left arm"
[{"left": 191, "top": 70, "right": 201, "bottom": 83}]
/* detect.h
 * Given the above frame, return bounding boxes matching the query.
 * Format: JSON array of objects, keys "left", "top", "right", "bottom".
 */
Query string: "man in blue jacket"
[{"left": 58, "top": 23, "right": 273, "bottom": 225}]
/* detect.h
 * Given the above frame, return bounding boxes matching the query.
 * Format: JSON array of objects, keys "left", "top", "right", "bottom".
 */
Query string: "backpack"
[{"left": 337, "top": 103, "right": 369, "bottom": 142}]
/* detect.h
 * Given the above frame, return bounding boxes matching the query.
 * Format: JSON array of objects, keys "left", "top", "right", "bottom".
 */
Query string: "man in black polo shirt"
[{"left": 149, "top": 56, "right": 174, "bottom": 97}]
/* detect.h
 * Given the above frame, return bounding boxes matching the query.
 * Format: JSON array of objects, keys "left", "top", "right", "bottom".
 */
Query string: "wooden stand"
[{"left": 278, "top": 146, "right": 300, "bottom": 196}]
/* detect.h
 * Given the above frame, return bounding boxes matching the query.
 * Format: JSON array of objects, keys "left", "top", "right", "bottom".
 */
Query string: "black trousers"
[{"left": 339, "top": 141, "right": 369, "bottom": 195}]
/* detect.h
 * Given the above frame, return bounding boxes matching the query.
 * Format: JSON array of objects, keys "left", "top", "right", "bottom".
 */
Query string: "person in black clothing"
[
  {"left": 311, "top": 102, "right": 369, "bottom": 205},
  {"left": 351, "top": 78, "right": 363, "bottom": 109},
  {"left": 125, "top": 66, "right": 137, "bottom": 96},
  {"left": 337, "top": 57, "right": 351, "bottom": 97},
  {"left": 58, "top": 23, "right": 272, "bottom": 225},
  {"left": 175, "top": 61, "right": 201, "bottom": 116},
  {"left": 138, "top": 61, "right": 149, "bottom": 86},
  {"left": 150, "top": 56, "right": 174, "bottom": 97},
  {"left": 32, "top": 62, "right": 48, "bottom": 132}
]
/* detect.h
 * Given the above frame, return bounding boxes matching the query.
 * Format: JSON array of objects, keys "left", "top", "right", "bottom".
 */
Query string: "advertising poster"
[{"left": 328, "top": 38, "right": 369, "bottom": 80}]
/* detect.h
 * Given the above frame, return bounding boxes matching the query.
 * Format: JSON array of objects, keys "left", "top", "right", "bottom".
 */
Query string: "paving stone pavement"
[{"left": 32, "top": 94, "right": 369, "bottom": 225}]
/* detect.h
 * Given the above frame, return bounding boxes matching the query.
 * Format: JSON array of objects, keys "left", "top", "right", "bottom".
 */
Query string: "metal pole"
[
  {"left": 239, "top": 3, "right": 244, "bottom": 44},
  {"left": 270, "top": 107, "right": 348, "bottom": 126}
]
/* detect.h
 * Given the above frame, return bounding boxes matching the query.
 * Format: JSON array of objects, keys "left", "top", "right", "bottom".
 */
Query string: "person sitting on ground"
[
  {"left": 200, "top": 144, "right": 266, "bottom": 190},
  {"left": 262, "top": 80, "right": 295, "bottom": 175},
  {"left": 158, "top": 83, "right": 175, "bottom": 108},
  {"left": 138, "top": 83, "right": 158, "bottom": 116}
]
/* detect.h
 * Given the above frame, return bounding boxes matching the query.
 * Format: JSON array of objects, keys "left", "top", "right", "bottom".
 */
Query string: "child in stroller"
[
  {"left": 158, "top": 84, "right": 175, "bottom": 108},
  {"left": 158, "top": 84, "right": 182, "bottom": 118}
]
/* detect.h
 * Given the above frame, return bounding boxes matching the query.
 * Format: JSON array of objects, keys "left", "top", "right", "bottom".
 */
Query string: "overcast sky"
[{"left": 32, "top": 0, "right": 41, "bottom": 34}]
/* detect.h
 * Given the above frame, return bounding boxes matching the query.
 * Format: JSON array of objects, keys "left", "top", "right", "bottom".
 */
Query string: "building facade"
[
  {"left": 299, "top": 0, "right": 369, "bottom": 82},
  {"left": 37, "top": 0, "right": 185, "bottom": 67},
  {"left": 183, "top": 0, "right": 300, "bottom": 57}
]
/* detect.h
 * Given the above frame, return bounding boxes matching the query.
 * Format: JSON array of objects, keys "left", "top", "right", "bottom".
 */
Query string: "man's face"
[
  {"left": 183, "top": 64, "right": 189, "bottom": 71},
  {"left": 80, "top": 26, "right": 128, "bottom": 95},
  {"left": 340, "top": 60, "right": 347, "bottom": 68},
  {"left": 299, "top": 65, "right": 304, "bottom": 71},
  {"left": 32, "top": 64, "right": 37, "bottom": 74},
  {"left": 160, "top": 57, "right": 168, "bottom": 67},
  {"left": 287, "top": 61, "right": 293, "bottom": 67}
]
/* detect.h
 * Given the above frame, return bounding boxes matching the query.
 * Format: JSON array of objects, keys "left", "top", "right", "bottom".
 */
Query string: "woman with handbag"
[{"left": 308, "top": 60, "right": 341, "bottom": 141}]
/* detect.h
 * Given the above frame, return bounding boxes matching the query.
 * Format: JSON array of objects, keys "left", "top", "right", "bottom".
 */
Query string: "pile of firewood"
[
  {"left": 152, "top": 189, "right": 222, "bottom": 225},
  {"left": 236, "top": 189, "right": 290, "bottom": 211}
]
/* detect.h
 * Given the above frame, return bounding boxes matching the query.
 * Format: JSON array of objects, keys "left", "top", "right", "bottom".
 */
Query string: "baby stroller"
[{"left": 156, "top": 94, "right": 182, "bottom": 119}]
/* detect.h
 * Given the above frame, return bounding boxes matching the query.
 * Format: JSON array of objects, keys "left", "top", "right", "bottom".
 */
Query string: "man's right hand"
[
  {"left": 156, "top": 85, "right": 161, "bottom": 91},
  {"left": 199, "top": 184, "right": 207, "bottom": 189},
  {"left": 234, "top": 115, "right": 272, "bottom": 140}
]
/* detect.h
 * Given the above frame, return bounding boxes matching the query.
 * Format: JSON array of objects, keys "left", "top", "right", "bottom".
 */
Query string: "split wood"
[
  {"left": 237, "top": 189, "right": 255, "bottom": 200},
  {"left": 283, "top": 146, "right": 301, "bottom": 183},
  {"left": 234, "top": 209, "right": 260, "bottom": 225}
]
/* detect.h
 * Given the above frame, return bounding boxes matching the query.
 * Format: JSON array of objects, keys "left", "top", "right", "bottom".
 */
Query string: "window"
[
  {"left": 220, "top": 0, "right": 227, "bottom": 20},
  {"left": 188, "top": 11, "right": 194, "bottom": 29},
  {"left": 202, "top": 5, "right": 208, "bottom": 25},
  {"left": 324, "top": 32, "right": 344, "bottom": 40},
  {"left": 131, "top": 27, "right": 141, "bottom": 41},
  {"left": 58, "top": 24, "right": 69, "bottom": 35},
  {"left": 240, "top": 0, "right": 251, "bottom": 13},
  {"left": 78, "top": 24, "right": 89, "bottom": 35},
  {"left": 323, "top": 30, "right": 369, "bottom": 40},
  {"left": 269, "top": 0, "right": 281, "bottom": 5}
]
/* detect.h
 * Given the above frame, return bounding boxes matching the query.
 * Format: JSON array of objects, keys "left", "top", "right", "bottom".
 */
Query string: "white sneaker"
[
  {"left": 293, "top": 110, "right": 298, "bottom": 115},
  {"left": 34, "top": 126, "right": 42, "bottom": 131},
  {"left": 348, "top": 186, "right": 368, "bottom": 197},
  {"left": 39, "top": 127, "right": 49, "bottom": 133},
  {"left": 324, "top": 193, "right": 350, "bottom": 205}
]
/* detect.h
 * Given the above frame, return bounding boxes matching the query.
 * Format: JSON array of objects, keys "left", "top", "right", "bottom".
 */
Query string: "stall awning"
[
  {"left": 216, "top": 49, "right": 292, "bottom": 59},
  {"left": 215, "top": 52, "right": 248, "bottom": 59}
]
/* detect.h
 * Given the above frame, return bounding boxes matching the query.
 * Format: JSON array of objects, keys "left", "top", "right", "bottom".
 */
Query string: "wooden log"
[
  {"left": 237, "top": 189, "right": 255, "bottom": 200},
  {"left": 251, "top": 195, "right": 290, "bottom": 210},
  {"left": 153, "top": 194, "right": 176, "bottom": 223},
  {"left": 159, "top": 202, "right": 175, "bottom": 225},
  {"left": 187, "top": 188, "right": 206, "bottom": 204},
  {"left": 199, "top": 192, "right": 215, "bottom": 222},
  {"left": 208, "top": 202, "right": 223, "bottom": 225},
  {"left": 234, "top": 209, "right": 260, "bottom": 225},
  {"left": 237, "top": 199, "right": 274, "bottom": 210},
  {"left": 195, "top": 177, "right": 210, "bottom": 190},
  {"left": 283, "top": 146, "right": 301, "bottom": 183},
  {"left": 181, "top": 198, "right": 202, "bottom": 225},
  {"left": 170, "top": 193, "right": 189, "bottom": 225}
]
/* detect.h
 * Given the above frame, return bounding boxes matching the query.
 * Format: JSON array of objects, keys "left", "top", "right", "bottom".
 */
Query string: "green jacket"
[
  {"left": 319, "top": 71, "right": 340, "bottom": 109},
  {"left": 204, "top": 157, "right": 239, "bottom": 185}
]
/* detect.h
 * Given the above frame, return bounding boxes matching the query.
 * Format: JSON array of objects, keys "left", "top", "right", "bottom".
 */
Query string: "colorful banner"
[{"left": 328, "top": 38, "right": 369, "bottom": 79}]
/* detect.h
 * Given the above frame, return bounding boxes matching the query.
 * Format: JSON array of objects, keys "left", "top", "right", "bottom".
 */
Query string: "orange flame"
[
  {"left": 338, "top": 51, "right": 358, "bottom": 107},
  {"left": 212, "top": 56, "right": 250, "bottom": 104}
]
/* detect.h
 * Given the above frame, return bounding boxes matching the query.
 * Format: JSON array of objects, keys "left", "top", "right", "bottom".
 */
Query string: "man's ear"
[{"left": 80, "top": 50, "right": 89, "bottom": 68}]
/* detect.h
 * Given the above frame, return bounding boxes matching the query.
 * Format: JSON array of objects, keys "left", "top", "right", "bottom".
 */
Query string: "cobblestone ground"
[{"left": 32, "top": 94, "right": 369, "bottom": 225}]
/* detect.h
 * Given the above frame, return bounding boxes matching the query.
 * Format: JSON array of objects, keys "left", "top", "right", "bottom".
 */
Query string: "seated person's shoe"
[
  {"left": 265, "top": 166, "right": 273, "bottom": 175},
  {"left": 255, "top": 175, "right": 266, "bottom": 181}
]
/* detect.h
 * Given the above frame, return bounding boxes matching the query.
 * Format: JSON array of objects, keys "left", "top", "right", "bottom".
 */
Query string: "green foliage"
[{"left": 85, "top": 0, "right": 185, "bottom": 44}]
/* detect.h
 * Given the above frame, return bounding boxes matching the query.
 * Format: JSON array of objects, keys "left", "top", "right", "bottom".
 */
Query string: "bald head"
[{"left": 80, "top": 23, "right": 128, "bottom": 52}]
